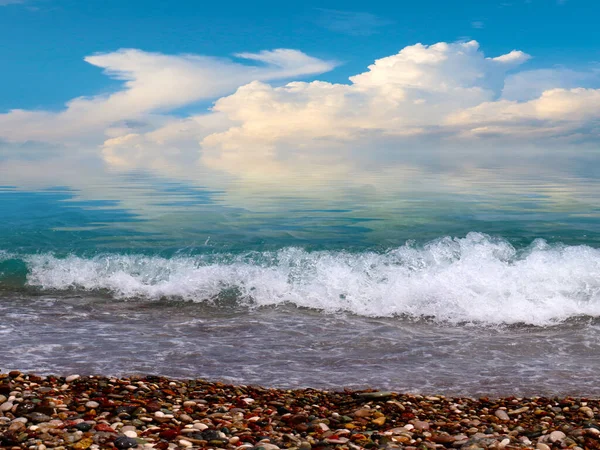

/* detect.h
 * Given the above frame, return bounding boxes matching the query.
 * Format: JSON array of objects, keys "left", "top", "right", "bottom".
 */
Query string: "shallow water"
[{"left": 2, "top": 291, "right": 600, "bottom": 396}]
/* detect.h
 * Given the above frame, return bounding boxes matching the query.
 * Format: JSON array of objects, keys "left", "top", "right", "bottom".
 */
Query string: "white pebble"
[
  {"left": 0, "top": 402, "right": 13, "bottom": 412},
  {"left": 495, "top": 409, "right": 510, "bottom": 421},
  {"left": 85, "top": 401, "right": 100, "bottom": 409},
  {"left": 65, "top": 374, "right": 80, "bottom": 382},
  {"left": 178, "top": 439, "right": 193, "bottom": 447},
  {"left": 193, "top": 422, "right": 208, "bottom": 430},
  {"left": 154, "top": 411, "right": 165, "bottom": 418},
  {"left": 124, "top": 430, "right": 138, "bottom": 438},
  {"left": 549, "top": 431, "right": 566, "bottom": 443},
  {"left": 498, "top": 438, "right": 511, "bottom": 448}
]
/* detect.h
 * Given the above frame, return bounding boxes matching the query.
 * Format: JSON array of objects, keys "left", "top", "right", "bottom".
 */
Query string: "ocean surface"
[{"left": 1, "top": 170, "right": 600, "bottom": 396}]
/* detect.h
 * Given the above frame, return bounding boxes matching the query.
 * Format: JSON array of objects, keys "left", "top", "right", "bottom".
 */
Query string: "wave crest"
[{"left": 13, "top": 232, "right": 600, "bottom": 325}]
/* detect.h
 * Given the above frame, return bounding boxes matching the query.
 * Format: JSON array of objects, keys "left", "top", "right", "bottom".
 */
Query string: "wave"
[{"left": 2, "top": 233, "right": 600, "bottom": 325}]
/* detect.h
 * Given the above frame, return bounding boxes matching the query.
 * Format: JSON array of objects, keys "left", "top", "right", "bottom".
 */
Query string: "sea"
[{"left": 1, "top": 168, "right": 600, "bottom": 397}]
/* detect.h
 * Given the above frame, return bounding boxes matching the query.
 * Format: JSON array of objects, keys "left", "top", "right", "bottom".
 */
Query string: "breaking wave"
[{"left": 3, "top": 233, "right": 600, "bottom": 325}]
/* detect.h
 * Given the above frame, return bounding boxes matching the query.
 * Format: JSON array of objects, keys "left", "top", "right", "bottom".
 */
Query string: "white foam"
[{"left": 22, "top": 232, "right": 600, "bottom": 325}]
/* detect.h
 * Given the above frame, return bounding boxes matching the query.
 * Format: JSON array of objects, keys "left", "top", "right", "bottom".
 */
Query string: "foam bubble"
[{"left": 20, "top": 232, "right": 600, "bottom": 325}]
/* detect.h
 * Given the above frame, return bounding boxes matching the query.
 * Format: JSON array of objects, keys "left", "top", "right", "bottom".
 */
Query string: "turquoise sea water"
[{"left": 1, "top": 168, "right": 600, "bottom": 395}]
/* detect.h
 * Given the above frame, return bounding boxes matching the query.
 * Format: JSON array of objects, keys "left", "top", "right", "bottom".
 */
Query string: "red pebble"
[
  {"left": 95, "top": 423, "right": 116, "bottom": 433},
  {"left": 158, "top": 428, "right": 180, "bottom": 440}
]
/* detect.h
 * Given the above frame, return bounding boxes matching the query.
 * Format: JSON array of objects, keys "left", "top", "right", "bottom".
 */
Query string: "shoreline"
[{"left": 1, "top": 372, "right": 599, "bottom": 450}]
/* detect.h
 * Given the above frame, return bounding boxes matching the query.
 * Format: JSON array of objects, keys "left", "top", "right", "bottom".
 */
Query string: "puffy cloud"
[
  {"left": 2, "top": 40, "right": 600, "bottom": 196},
  {"left": 197, "top": 41, "right": 537, "bottom": 178},
  {"left": 0, "top": 48, "right": 336, "bottom": 143},
  {"left": 447, "top": 88, "right": 600, "bottom": 139},
  {"left": 84, "top": 40, "right": 600, "bottom": 188}
]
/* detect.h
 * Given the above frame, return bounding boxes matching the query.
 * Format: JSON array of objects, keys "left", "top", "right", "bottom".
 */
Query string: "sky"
[{"left": 0, "top": 0, "right": 599, "bottom": 209}]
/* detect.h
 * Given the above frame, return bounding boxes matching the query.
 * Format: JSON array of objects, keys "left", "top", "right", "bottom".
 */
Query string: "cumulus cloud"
[
  {"left": 0, "top": 48, "right": 336, "bottom": 144},
  {"left": 2, "top": 40, "right": 600, "bottom": 197}
]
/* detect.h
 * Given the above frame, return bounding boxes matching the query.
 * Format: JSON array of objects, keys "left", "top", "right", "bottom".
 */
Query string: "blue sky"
[
  {"left": 1, "top": 0, "right": 598, "bottom": 112},
  {"left": 1, "top": 0, "right": 599, "bottom": 210}
]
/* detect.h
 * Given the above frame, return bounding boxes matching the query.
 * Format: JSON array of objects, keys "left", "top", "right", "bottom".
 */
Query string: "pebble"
[
  {"left": 372, "top": 416, "right": 386, "bottom": 426},
  {"left": 0, "top": 401, "right": 13, "bottom": 412},
  {"left": 114, "top": 436, "right": 138, "bottom": 449},
  {"left": 549, "top": 430, "right": 566, "bottom": 442},
  {"left": 65, "top": 374, "right": 80, "bottom": 382},
  {"left": 1, "top": 372, "right": 600, "bottom": 450},
  {"left": 412, "top": 420, "right": 430, "bottom": 431},
  {"left": 495, "top": 409, "right": 510, "bottom": 421}
]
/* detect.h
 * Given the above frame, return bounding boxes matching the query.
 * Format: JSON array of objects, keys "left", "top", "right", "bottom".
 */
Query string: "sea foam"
[{"left": 18, "top": 233, "right": 600, "bottom": 325}]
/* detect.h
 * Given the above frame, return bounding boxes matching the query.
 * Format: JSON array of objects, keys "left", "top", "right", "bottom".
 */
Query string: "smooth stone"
[
  {"left": 28, "top": 412, "right": 52, "bottom": 423},
  {"left": 353, "top": 408, "right": 372, "bottom": 418},
  {"left": 114, "top": 436, "right": 139, "bottom": 449},
  {"left": 65, "top": 375, "right": 80, "bottom": 383},
  {"left": 536, "top": 444, "right": 551, "bottom": 450},
  {"left": 372, "top": 416, "right": 386, "bottom": 426},
  {"left": 66, "top": 431, "right": 84, "bottom": 443},
  {"left": 495, "top": 409, "right": 510, "bottom": 421},
  {"left": 315, "top": 423, "right": 329, "bottom": 432},
  {"left": 72, "top": 438, "right": 94, "bottom": 450},
  {"left": 0, "top": 401, "right": 13, "bottom": 412},
  {"left": 8, "top": 421, "right": 26, "bottom": 433},
  {"left": 123, "top": 430, "right": 138, "bottom": 438},
  {"left": 85, "top": 401, "right": 100, "bottom": 409},
  {"left": 549, "top": 430, "right": 566, "bottom": 442},
  {"left": 193, "top": 423, "right": 209, "bottom": 431},
  {"left": 413, "top": 420, "right": 430, "bottom": 431},
  {"left": 75, "top": 422, "right": 93, "bottom": 432},
  {"left": 178, "top": 440, "right": 192, "bottom": 448},
  {"left": 498, "top": 438, "right": 511, "bottom": 448}
]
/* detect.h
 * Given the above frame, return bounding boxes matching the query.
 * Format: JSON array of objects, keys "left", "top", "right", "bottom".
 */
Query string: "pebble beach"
[{"left": 1, "top": 372, "right": 599, "bottom": 450}]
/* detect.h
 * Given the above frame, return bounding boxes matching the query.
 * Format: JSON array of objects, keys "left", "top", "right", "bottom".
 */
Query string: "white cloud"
[
  {"left": 2, "top": 40, "right": 600, "bottom": 197},
  {"left": 0, "top": 48, "right": 336, "bottom": 144},
  {"left": 196, "top": 41, "right": 540, "bottom": 179}
]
